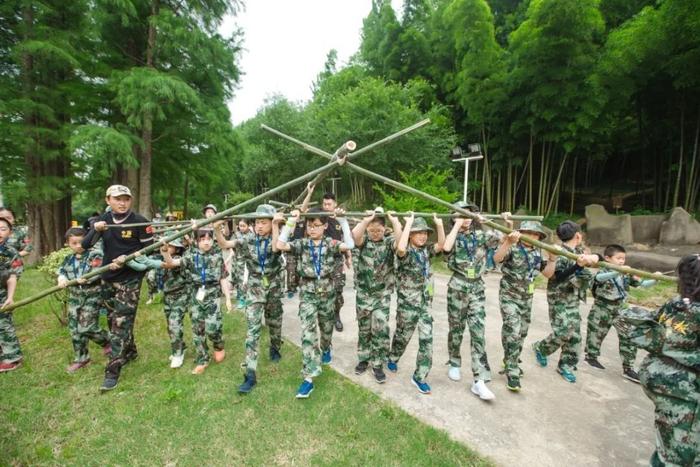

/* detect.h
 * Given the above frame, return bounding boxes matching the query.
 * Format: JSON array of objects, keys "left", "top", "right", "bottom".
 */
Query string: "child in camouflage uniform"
[
  {"left": 442, "top": 201, "right": 507, "bottom": 400},
  {"left": 615, "top": 254, "right": 699, "bottom": 466},
  {"left": 387, "top": 213, "right": 445, "bottom": 395},
  {"left": 493, "top": 221, "right": 556, "bottom": 391},
  {"left": 351, "top": 208, "right": 402, "bottom": 384},
  {"left": 277, "top": 207, "right": 354, "bottom": 399},
  {"left": 215, "top": 204, "right": 285, "bottom": 394},
  {"left": 0, "top": 217, "right": 24, "bottom": 373},
  {"left": 233, "top": 219, "right": 251, "bottom": 309},
  {"left": 57, "top": 227, "right": 111, "bottom": 373},
  {"left": 584, "top": 244, "right": 655, "bottom": 383},
  {"left": 164, "top": 229, "right": 225, "bottom": 375},
  {"left": 0, "top": 207, "right": 32, "bottom": 259},
  {"left": 533, "top": 220, "right": 599, "bottom": 383},
  {"left": 159, "top": 238, "right": 190, "bottom": 369}
]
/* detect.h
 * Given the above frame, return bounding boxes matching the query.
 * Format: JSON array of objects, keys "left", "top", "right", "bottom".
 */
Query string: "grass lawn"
[{"left": 1, "top": 269, "right": 491, "bottom": 466}]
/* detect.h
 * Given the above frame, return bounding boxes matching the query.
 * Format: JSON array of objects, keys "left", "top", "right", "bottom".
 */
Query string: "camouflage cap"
[
  {"left": 518, "top": 220, "right": 547, "bottom": 240},
  {"left": 410, "top": 217, "right": 433, "bottom": 233},
  {"left": 453, "top": 200, "right": 480, "bottom": 213},
  {"left": 253, "top": 204, "right": 277, "bottom": 219},
  {"left": 202, "top": 204, "right": 217, "bottom": 214}
]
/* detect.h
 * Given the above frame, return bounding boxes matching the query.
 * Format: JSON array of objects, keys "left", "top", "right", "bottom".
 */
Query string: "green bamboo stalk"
[{"left": 267, "top": 127, "right": 678, "bottom": 284}]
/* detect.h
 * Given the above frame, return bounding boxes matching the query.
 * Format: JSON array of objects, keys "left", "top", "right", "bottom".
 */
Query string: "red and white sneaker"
[{"left": 0, "top": 360, "right": 22, "bottom": 373}]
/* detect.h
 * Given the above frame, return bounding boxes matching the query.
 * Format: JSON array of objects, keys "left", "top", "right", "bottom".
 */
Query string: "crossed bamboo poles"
[{"left": 4, "top": 120, "right": 676, "bottom": 312}]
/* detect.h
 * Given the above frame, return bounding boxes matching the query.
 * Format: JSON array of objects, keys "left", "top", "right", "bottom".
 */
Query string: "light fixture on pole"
[{"left": 451, "top": 144, "right": 484, "bottom": 203}]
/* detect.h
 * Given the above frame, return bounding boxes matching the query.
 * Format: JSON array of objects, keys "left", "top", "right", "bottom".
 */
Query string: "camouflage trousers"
[
  {"left": 244, "top": 276, "right": 283, "bottom": 371},
  {"left": 67, "top": 288, "right": 109, "bottom": 363},
  {"left": 356, "top": 289, "right": 391, "bottom": 368},
  {"left": 390, "top": 287, "right": 433, "bottom": 382},
  {"left": 233, "top": 260, "right": 247, "bottom": 298},
  {"left": 584, "top": 299, "right": 637, "bottom": 369},
  {"left": 102, "top": 278, "right": 142, "bottom": 379},
  {"left": 447, "top": 276, "right": 491, "bottom": 381},
  {"left": 298, "top": 288, "right": 336, "bottom": 378},
  {"left": 536, "top": 296, "right": 581, "bottom": 373},
  {"left": 332, "top": 259, "right": 345, "bottom": 315},
  {"left": 146, "top": 269, "right": 163, "bottom": 297},
  {"left": 164, "top": 289, "right": 189, "bottom": 357},
  {"left": 499, "top": 285, "right": 533, "bottom": 379},
  {"left": 190, "top": 287, "right": 224, "bottom": 365},
  {"left": 640, "top": 356, "right": 699, "bottom": 466},
  {"left": 0, "top": 311, "right": 22, "bottom": 363},
  {"left": 285, "top": 253, "right": 298, "bottom": 293}
]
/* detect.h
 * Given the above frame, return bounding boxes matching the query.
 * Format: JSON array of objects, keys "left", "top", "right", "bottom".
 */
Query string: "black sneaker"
[
  {"left": 506, "top": 376, "right": 521, "bottom": 392},
  {"left": 100, "top": 378, "right": 118, "bottom": 393},
  {"left": 354, "top": 361, "right": 369, "bottom": 375},
  {"left": 585, "top": 356, "right": 605, "bottom": 370},
  {"left": 622, "top": 368, "right": 641, "bottom": 384},
  {"left": 269, "top": 347, "right": 281, "bottom": 363},
  {"left": 334, "top": 315, "right": 343, "bottom": 332},
  {"left": 373, "top": 367, "right": 386, "bottom": 384},
  {"left": 238, "top": 370, "right": 257, "bottom": 394}
]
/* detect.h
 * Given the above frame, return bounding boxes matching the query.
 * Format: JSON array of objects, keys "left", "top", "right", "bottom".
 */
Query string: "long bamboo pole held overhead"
[
  {"left": 5, "top": 120, "right": 432, "bottom": 312},
  {"left": 261, "top": 125, "right": 678, "bottom": 284}
]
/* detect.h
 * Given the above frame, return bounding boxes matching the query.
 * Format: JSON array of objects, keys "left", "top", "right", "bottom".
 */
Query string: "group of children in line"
[{"left": 0, "top": 195, "right": 697, "bottom": 466}]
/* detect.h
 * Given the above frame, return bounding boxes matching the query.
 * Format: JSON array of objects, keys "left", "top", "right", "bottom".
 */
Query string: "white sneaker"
[
  {"left": 170, "top": 352, "right": 185, "bottom": 369},
  {"left": 448, "top": 366, "right": 461, "bottom": 381},
  {"left": 471, "top": 380, "right": 495, "bottom": 401}
]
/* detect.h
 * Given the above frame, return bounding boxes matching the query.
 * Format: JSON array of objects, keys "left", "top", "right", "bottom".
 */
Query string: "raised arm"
[
  {"left": 214, "top": 220, "right": 236, "bottom": 249},
  {"left": 336, "top": 208, "right": 355, "bottom": 252},
  {"left": 271, "top": 212, "right": 285, "bottom": 252},
  {"left": 299, "top": 182, "right": 315, "bottom": 213},
  {"left": 161, "top": 244, "right": 182, "bottom": 267},
  {"left": 541, "top": 249, "right": 558, "bottom": 279},
  {"left": 443, "top": 218, "right": 464, "bottom": 253},
  {"left": 276, "top": 210, "right": 300, "bottom": 252},
  {"left": 352, "top": 212, "right": 375, "bottom": 247},
  {"left": 396, "top": 213, "right": 414, "bottom": 258},
  {"left": 386, "top": 211, "right": 402, "bottom": 250},
  {"left": 433, "top": 214, "right": 445, "bottom": 253},
  {"left": 494, "top": 231, "right": 519, "bottom": 263}
]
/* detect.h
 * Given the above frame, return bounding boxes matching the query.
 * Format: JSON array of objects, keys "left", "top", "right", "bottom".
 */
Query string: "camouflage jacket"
[
  {"left": 354, "top": 235, "right": 396, "bottom": 294},
  {"left": 592, "top": 268, "right": 642, "bottom": 303},
  {"left": 6, "top": 225, "right": 32, "bottom": 254},
  {"left": 236, "top": 233, "right": 283, "bottom": 287},
  {"left": 447, "top": 229, "right": 501, "bottom": 280},
  {"left": 288, "top": 237, "right": 342, "bottom": 294},
  {"left": 0, "top": 242, "right": 23, "bottom": 291},
  {"left": 163, "top": 254, "right": 189, "bottom": 294},
  {"left": 546, "top": 244, "right": 593, "bottom": 302},
  {"left": 397, "top": 244, "right": 436, "bottom": 292},
  {"left": 57, "top": 249, "right": 103, "bottom": 292},
  {"left": 180, "top": 248, "right": 225, "bottom": 289},
  {"left": 650, "top": 298, "right": 700, "bottom": 372},
  {"left": 500, "top": 244, "right": 547, "bottom": 287}
]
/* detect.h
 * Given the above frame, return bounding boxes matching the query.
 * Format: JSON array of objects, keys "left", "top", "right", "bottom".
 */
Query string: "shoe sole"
[
  {"left": 622, "top": 374, "right": 640, "bottom": 384},
  {"left": 506, "top": 384, "right": 521, "bottom": 392},
  {"left": 585, "top": 359, "right": 606, "bottom": 370},
  {"left": 295, "top": 388, "right": 314, "bottom": 399},
  {"left": 557, "top": 368, "right": 576, "bottom": 383},
  {"left": 100, "top": 384, "right": 117, "bottom": 393},
  {"left": 471, "top": 387, "right": 496, "bottom": 400},
  {"left": 0, "top": 362, "right": 22, "bottom": 373},
  {"left": 375, "top": 377, "right": 386, "bottom": 384},
  {"left": 448, "top": 372, "right": 461, "bottom": 382},
  {"left": 355, "top": 364, "right": 369, "bottom": 375},
  {"left": 532, "top": 345, "right": 547, "bottom": 367},
  {"left": 412, "top": 378, "right": 431, "bottom": 394}
]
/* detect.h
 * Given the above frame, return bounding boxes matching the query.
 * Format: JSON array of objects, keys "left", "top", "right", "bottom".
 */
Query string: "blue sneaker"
[
  {"left": 321, "top": 350, "right": 332, "bottom": 365},
  {"left": 269, "top": 347, "right": 281, "bottom": 363},
  {"left": 557, "top": 367, "right": 576, "bottom": 383},
  {"left": 295, "top": 380, "right": 314, "bottom": 399},
  {"left": 286, "top": 290, "right": 295, "bottom": 299},
  {"left": 387, "top": 360, "right": 398, "bottom": 373},
  {"left": 412, "top": 375, "right": 431, "bottom": 394},
  {"left": 533, "top": 343, "right": 547, "bottom": 367}
]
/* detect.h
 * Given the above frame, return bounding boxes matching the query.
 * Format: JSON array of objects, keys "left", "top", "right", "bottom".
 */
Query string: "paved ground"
[{"left": 280, "top": 271, "right": 655, "bottom": 467}]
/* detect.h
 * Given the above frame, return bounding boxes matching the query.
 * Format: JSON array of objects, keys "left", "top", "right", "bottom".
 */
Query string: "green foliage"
[
  {"left": 374, "top": 167, "right": 460, "bottom": 212},
  {"left": 37, "top": 248, "right": 73, "bottom": 324}
]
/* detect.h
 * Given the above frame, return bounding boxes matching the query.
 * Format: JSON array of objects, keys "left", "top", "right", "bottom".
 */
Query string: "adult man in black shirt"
[{"left": 82, "top": 185, "right": 154, "bottom": 392}]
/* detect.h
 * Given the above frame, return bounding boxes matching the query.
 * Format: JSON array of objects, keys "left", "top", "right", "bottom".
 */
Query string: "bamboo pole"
[
  {"left": 267, "top": 128, "right": 678, "bottom": 284},
  {"left": 4, "top": 159, "right": 342, "bottom": 312},
  {"left": 6, "top": 120, "right": 432, "bottom": 312}
]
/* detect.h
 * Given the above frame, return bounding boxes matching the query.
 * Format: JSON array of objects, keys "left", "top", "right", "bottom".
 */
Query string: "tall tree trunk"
[
  {"left": 183, "top": 173, "right": 189, "bottom": 218},
  {"left": 527, "top": 131, "right": 533, "bottom": 211},
  {"left": 569, "top": 155, "right": 578, "bottom": 216},
  {"left": 684, "top": 106, "right": 699, "bottom": 210},
  {"left": 546, "top": 152, "right": 569, "bottom": 217},
  {"left": 672, "top": 105, "right": 684, "bottom": 208}
]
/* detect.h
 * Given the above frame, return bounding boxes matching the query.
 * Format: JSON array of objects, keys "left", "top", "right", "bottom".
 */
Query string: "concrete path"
[{"left": 280, "top": 272, "right": 655, "bottom": 467}]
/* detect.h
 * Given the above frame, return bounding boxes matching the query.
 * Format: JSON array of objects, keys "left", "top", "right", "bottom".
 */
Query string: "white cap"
[
  {"left": 374, "top": 206, "right": 385, "bottom": 214},
  {"left": 105, "top": 185, "right": 132, "bottom": 198}
]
